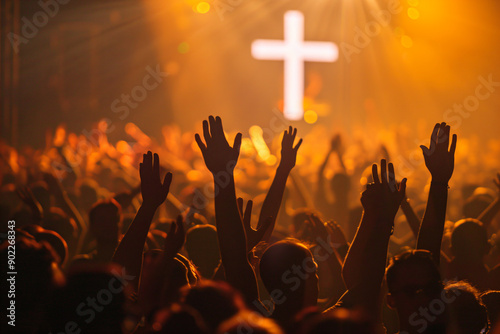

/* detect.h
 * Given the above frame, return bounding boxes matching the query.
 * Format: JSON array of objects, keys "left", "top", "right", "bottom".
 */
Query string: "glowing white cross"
[{"left": 252, "top": 11, "right": 338, "bottom": 120}]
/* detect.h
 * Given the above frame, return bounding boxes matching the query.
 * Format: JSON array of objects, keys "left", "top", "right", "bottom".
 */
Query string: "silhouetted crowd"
[{"left": 1, "top": 117, "right": 499, "bottom": 334}]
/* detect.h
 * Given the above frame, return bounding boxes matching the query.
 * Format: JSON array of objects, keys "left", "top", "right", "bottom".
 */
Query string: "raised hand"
[
  {"left": 361, "top": 159, "right": 407, "bottom": 220},
  {"left": 237, "top": 197, "right": 271, "bottom": 252},
  {"left": 420, "top": 122, "right": 457, "bottom": 184},
  {"left": 325, "top": 221, "right": 348, "bottom": 248},
  {"left": 195, "top": 116, "right": 242, "bottom": 174},
  {"left": 279, "top": 126, "right": 303, "bottom": 171},
  {"left": 164, "top": 215, "right": 185, "bottom": 257},
  {"left": 140, "top": 151, "right": 172, "bottom": 208}
]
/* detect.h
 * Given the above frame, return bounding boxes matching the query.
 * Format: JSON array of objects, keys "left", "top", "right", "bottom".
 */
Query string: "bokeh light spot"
[
  {"left": 401, "top": 35, "right": 413, "bottom": 48},
  {"left": 196, "top": 2, "right": 210, "bottom": 14},
  {"left": 304, "top": 110, "right": 318, "bottom": 124},
  {"left": 407, "top": 7, "right": 420, "bottom": 20},
  {"left": 178, "top": 42, "right": 189, "bottom": 54}
]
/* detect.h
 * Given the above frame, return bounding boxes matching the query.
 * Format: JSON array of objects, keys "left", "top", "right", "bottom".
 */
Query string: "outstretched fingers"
[
  {"left": 294, "top": 138, "right": 303, "bottom": 151},
  {"left": 381, "top": 159, "right": 388, "bottom": 185},
  {"left": 162, "top": 172, "right": 173, "bottom": 193},
  {"left": 372, "top": 163, "right": 380, "bottom": 185},
  {"left": 233, "top": 133, "right": 242, "bottom": 155},
  {"left": 243, "top": 200, "right": 253, "bottom": 228},
  {"left": 449, "top": 133, "right": 458, "bottom": 156},
  {"left": 195, "top": 133, "right": 207, "bottom": 153},
  {"left": 203, "top": 119, "right": 211, "bottom": 144}
]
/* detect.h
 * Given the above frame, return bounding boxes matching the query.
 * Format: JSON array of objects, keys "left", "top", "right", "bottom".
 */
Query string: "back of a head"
[
  {"left": 77, "top": 180, "right": 99, "bottom": 211},
  {"left": 50, "top": 264, "right": 127, "bottom": 334},
  {"left": 1, "top": 236, "right": 62, "bottom": 333},
  {"left": 329, "top": 173, "right": 351, "bottom": 196},
  {"left": 35, "top": 229, "right": 68, "bottom": 267},
  {"left": 463, "top": 194, "right": 493, "bottom": 218},
  {"left": 185, "top": 224, "right": 220, "bottom": 277},
  {"left": 43, "top": 207, "right": 77, "bottom": 252},
  {"left": 451, "top": 219, "right": 489, "bottom": 260},
  {"left": 445, "top": 281, "right": 487, "bottom": 334},
  {"left": 150, "top": 305, "right": 209, "bottom": 334},
  {"left": 386, "top": 250, "right": 442, "bottom": 295},
  {"left": 89, "top": 199, "right": 122, "bottom": 240},
  {"left": 182, "top": 280, "right": 245, "bottom": 332},
  {"left": 259, "top": 240, "right": 316, "bottom": 297},
  {"left": 481, "top": 290, "right": 500, "bottom": 330},
  {"left": 216, "top": 311, "right": 284, "bottom": 334},
  {"left": 300, "top": 309, "right": 376, "bottom": 334},
  {"left": 31, "top": 181, "right": 51, "bottom": 211}
]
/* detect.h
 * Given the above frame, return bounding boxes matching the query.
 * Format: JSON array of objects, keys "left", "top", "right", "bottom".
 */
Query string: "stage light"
[
  {"left": 407, "top": 7, "right": 420, "bottom": 20},
  {"left": 196, "top": 2, "right": 210, "bottom": 14},
  {"left": 249, "top": 125, "right": 271, "bottom": 162},
  {"left": 304, "top": 110, "right": 318, "bottom": 124},
  {"left": 407, "top": 0, "right": 419, "bottom": 6}
]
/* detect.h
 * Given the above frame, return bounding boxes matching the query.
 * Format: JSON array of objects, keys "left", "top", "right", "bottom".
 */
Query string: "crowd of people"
[{"left": 1, "top": 116, "right": 499, "bottom": 334}]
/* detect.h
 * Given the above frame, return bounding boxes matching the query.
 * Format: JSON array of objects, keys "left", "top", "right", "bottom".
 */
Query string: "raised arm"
[
  {"left": 417, "top": 123, "right": 457, "bottom": 264},
  {"left": 238, "top": 198, "right": 272, "bottom": 253},
  {"left": 257, "top": 126, "right": 302, "bottom": 241},
  {"left": 138, "top": 215, "right": 185, "bottom": 315},
  {"left": 195, "top": 116, "right": 259, "bottom": 304},
  {"left": 477, "top": 172, "right": 500, "bottom": 228},
  {"left": 400, "top": 193, "right": 421, "bottom": 238},
  {"left": 308, "top": 214, "right": 346, "bottom": 304},
  {"left": 112, "top": 151, "right": 172, "bottom": 291},
  {"left": 339, "top": 160, "right": 406, "bottom": 314},
  {"left": 43, "top": 172, "right": 87, "bottom": 253}
]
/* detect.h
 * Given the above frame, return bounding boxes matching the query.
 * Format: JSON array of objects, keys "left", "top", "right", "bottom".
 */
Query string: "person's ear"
[{"left": 386, "top": 293, "right": 396, "bottom": 310}]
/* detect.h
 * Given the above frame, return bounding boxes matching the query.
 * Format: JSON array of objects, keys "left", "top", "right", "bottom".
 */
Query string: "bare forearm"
[
  {"left": 213, "top": 175, "right": 259, "bottom": 302},
  {"left": 400, "top": 198, "right": 421, "bottom": 237},
  {"left": 257, "top": 165, "right": 290, "bottom": 237},
  {"left": 113, "top": 203, "right": 157, "bottom": 290},
  {"left": 477, "top": 197, "right": 500, "bottom": 227},
  {"left": 343, "top": 212, "right": 392, "bottom": 290},
  {"left": 417, "top": 182, "right": 449, "bottom": 264}
]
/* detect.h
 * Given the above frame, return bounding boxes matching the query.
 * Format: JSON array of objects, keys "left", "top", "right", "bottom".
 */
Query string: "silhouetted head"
[
  {"left": 43, "top": 207, "right": 78, "bottom": 255},
  {"left": 451, "top": 219, "right": 490, "bottom": 261},
  {"left": 260, "top": 240, "right": 319, "bottom": 308},
  {"left": 386, "top": 250, "right": 443, "bottom": 328},
  {"left": 89, "top": 199, "right": 122, "bottom": 243},
  {"left": 182, "top": 280, "right": 245, "bottom": 332},
  {"left": 50, "top": 264, "right": 128, "bottom": 334},
  {"left": 185, "top": 224, "right": 220, "bottom": 278},
  {"left": 329, "top": 173, "right": 351, "bottom": 198},
  {"left": 481, "top": 290, "right": 500, "bottom": 330},
  {"left": 35, "top": 229, "right": 68, "bottom": 267},
  {"left": 30, "top": 181, "right": 51, "bottom": 211},
  {"left": 463, "top": 194, "right": 493, "bottom": 219},
  {"left": 150, "top": 304, "right": 209, "bottom": 334},
  {"left": 76, "top": 179, "right": 99, "bottom": 213},
  {"left": 1, "top": 236, "right": 63, "bottom": 333},
  {"left": 216, "top": 310, "right": 283, "bottom": 334},
  {"left": 445, "top": 281, "right": 487, "bottom": 334},
  {"left": 298, "top": 309, "right": 375, "bottom": 334}
]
